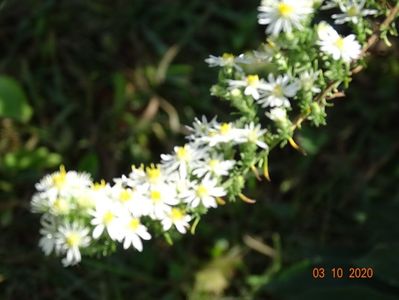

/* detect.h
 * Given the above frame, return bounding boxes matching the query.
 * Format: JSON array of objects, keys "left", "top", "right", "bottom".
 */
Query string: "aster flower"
[
  {"left": 257, "top": 74, "right": 300, "bottom": 108},
  {"left": 317, "top": 22, "right": 361, "bottom": 63},
  {"left": 186, "top": 116, "right": 218, "bottom": 143},
  {"left": 258, "top": 0, "right": 313, "bottom": 36},
  {"left": 161, "top": 207, "right": 192, "bottom": 234},
  {"left": 299, "top": 70, "right": 321, "bottom": 94},
  {"left": 56, "top": 222, "right": 91, "bottom": 267},
  {"left": 145, "top": 183, "right": 179, "bottom": 219},
  {"left": 266, "top": 107, "right": 289, "bottom": 122},
  {"left": 241, "top": 122, "right": 269, "bottom": 149},
  {"left": 119, "top": 215, "right": 151, "bottom": 251},
  {"left": 90, "top": 198, "right": 123, "bottom": 240},
  {"left": 111, "top": 184, "right": 151, "bottom": 217},
  {"left": 182, "top": 175, "right": 226, "bottom": 209},
  {"left": 39, "top": 216, "right": 59, "bottom": 256},
  {"left": 228, "top": 74, "right": 268, "bottom": 100},
  {"left": 201, "top": 122, "right": 246, "bottom": 146},
  {"left": 332, "top": 0, "right": 377, "bottom": 24},
  {"left": 192, "top": 154, "right": 236, "bottom": 178},
  {"left": 205, "top": 53, "right": 248, "bottom": 70}
]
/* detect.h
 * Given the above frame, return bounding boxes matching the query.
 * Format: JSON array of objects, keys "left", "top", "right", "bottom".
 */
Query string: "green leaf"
[{"left": 0, "top": 76, "right": 32, "bottom": 123}]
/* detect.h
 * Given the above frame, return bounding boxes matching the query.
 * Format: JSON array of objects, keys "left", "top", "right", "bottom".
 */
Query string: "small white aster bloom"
[
  {"left": 35, "top": 165, "right": 92, "bottom": 196},
  {"left": 186, "top": 116, "right": 218, "bottom": 143},
  {"left": 192, "top": 154, "right": 236, "bottom": 178},
  {"left": 258, "top": 0, "right": 313, "bottom": 36},
  {"left": 145, "top": 183, "right": 179, "bottom": 219},
  {"left": 161, "top": 207, "right": 192, "bottom": 234},
  {"left": 182, "top": 175, "right": 226, "bottom": 209},
  {"left": 202, "top": 122, "right": 246, "bottom": 146},
  {"left": 39, "top": 215, "right": 59, "bottom": 256},
  {"left": 166, "top": 171, "right": 192, "bottom": 199},
  {"left": 317, "top": 22, "right": 361, "bottom": 63},
  {"left": 90, "top": 198, "right": 123, "bottom": 241},
  {"left": 332, "top": 0, "right": 377, "bottom": 24},
  {"left": 241, "top": 122, "right": 269, "bottom": 149},
  {"left": 257, "top": 74, "right": 300, "bottom": 108},
  {"left": 228, "top": 74, "right": 268, "bottom": 100},
  {"left": 205, "top": 53, "right": 248, "bottom": 70},
  {"left": 111, "top": 184, "right": 151, "bottom": 217},
  {"left": 56, "top": 222, "right": 90, "bottom": 267},
  {"left": 119, "top": 215, "right": 151, "bottom": 251},
  {"left": 161, "top": 144, "right": 206, "bottom": 177},
  {"left": 299, "top": 70, "right": 321, "bottom": 94}
]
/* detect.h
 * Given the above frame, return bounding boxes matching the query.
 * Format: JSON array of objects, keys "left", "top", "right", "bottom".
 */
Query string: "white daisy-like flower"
[
  {"left": 258, "top": 0, "right": 313, "bottom": 36},
  {"left": 332, "top": 0, "right": 377, "bottom": 24},
  {"left": 192, "top": 154, "right": 236, "bottom": 178},
  {"left": 35, "top": 165, "right": 92, "bottom": 196},
  {"left": 145, "top": 183, "right": 179, "bottom": 219},
  {"left": 299, "top": 70, "right": 321, "bottom": 94},
  {"left": 39, "top": 215, "right": 59, "bottom": 256},
  {"left": 161, "top": 144, "right": 206, "bottom": 177},
  {"left": 186, "top": 116, "right": 218, "bottom": 143},
  {"left": 90, "top": 198, "right": 123, "bottom": 241},
  {"left": 119, "top": 215, "right": 151, "bottom": 251},
  {"left": 228, "top": 74, "right": 268, "bottom": 100},
  {"left": 56, "top": 222, "right": 91, "bottom": 267},
  {"left": 257, "top": 74, "right": 300, "bottom": 108},
  {"left": 241, "top": 122, "right": 268, "bottom": 149},
  {"left": 205, "top": 53, "right": 248, "bottom": 70},
  {"left": 111, "top": 184, "right": 151, "bottom": 217},
  {"left": 321, "top": 0, "right": 339, "bottom": 10},
  {"left": 182, "top": 175, "right": 226, "bottom": 209},
  {"left": 166, "top": 171, "right": 192, "bottom": 199},
  {"left": 201, "top": 122, "right": 246, "bottom": 146},
  {"left": 161, "top": 207, "right": 192, "bottom": 234},
  {"left": 317, "top": 22, "right": 361, "bottom": 63}
]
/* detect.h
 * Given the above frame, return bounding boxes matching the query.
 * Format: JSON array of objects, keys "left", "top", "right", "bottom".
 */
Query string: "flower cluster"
[
  {"left": 31, "top": 0, "right": 397, "bottom": 266},
  {"left": 32, "top": 120, "right": 268, "bottom": 266}
]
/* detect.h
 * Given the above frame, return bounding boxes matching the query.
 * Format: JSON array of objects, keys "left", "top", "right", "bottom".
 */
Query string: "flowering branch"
[{"left": 31, "top": 0, "right": 399, "bottom": 267}]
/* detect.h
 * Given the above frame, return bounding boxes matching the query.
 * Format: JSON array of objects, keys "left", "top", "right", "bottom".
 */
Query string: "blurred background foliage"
[{"left": 0, "top": 0, "right": 399, "bottom": 299}]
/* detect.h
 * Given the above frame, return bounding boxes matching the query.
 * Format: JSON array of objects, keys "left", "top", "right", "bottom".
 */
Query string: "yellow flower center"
[
  {"left": 119, "top": 189, "right": 133, "bottom": 203},
  {"left": 150, "top": 190, "right": 161, "bottom": 203},
  {"left": 272, "top": 84, "right": 283, "bottom": 97},
  {"left": 246, "top": 75, "right": 259, "bottom": 87},
  {"left": 53, "top": 198, "right": 69, "bottom": 214},
  {"left": 278, "top": 3, "right": 294, "bottom": 17},
  {"left": 208, "top": 159, "right": 219, "bottom": 171},
  {"left": 53, "top": 165, "right": 67, "bottom": 189},
  {"left": 170, "top": 208, "right": 184, "bottom": 221},
  {"left": 66, "top": 232, "right": 80, "bottom": 247},
  {"left": 176, "top": 146, "right": 190, "bottom": 161},
  {"left": 146, "top": 164, "right": 161, "bottom": 183},
  {"left": 128, "top": 218, "right": 140, "bottom": 231},
  {"left": 92, "top": 180, "right": 106, "bottom": 191},
  {"left": 219, "top": 123, "right": 231, "bottom": 135},
  {"left": 222, "top": 53, "right": 234, "bottom": 62},
  {"left": 103, "top": 211, "right": 114, "bottom": 225},
  {"left": 335, "top": 37, "right": 345, "bottom": 50},
  {"left": 196, "top": 185, "right": 209, "bottom": 198},
  {"left": 347, "top": 6, "right": 358, "bottom": 17}
]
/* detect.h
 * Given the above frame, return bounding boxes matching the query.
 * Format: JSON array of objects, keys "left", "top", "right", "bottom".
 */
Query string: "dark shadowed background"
[{"left": 1, "top": 1, "right": 399, "bottom": 299}]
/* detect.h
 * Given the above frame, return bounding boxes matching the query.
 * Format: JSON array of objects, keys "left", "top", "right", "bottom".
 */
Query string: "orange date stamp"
[{"left": 312, "top": 267, "right": 374, "bottom": 279}]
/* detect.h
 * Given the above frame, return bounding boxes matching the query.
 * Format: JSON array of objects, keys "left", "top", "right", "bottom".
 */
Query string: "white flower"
[
  {"left": 56, "top": 222, "right": 90, "bottom": 267},
  {"left": 182, "top": 176, "right": 226, "bottom": 209},
  {"left": 258, "top": 0, "right": 313, "bottom": 36},
  {"left": 299, "top": 70, "right": 321, "bottom": 94},
  {"left": 186, "top": 116, "right": 218, "bottom": 143},
  {"left": 145, "top": 183, "right": 179, "bottom": 219},
  {"left": 257, "top": 74, "right": 300, "bottom": 108},
  {"left": 111, "top": 184, "right": 151, "bottom": 217},
  {"left": 241, "top": 122, "right": 268, "bottom": 149},
  {"left": 228, "top": 75, "right": 268, "bottom": 100},
  {"left": 201, "top": 122, "right": 246, "bottom": 146},
  {"left": 90, "top": 198, "right": 123, "bottom": 241},
  {"left": 332, "top": 0, "right": 377, "bottom": 24},
  {"left": 192, "top": 155, "right": 236, "bottom": 178},
  {"left": 321, "top": 0, "right": 339, "bottom": 10},
  {"left": 35, "top": 165, "right": 92, "bottom": 196},
  {"left": 318, "top": 22, "right": 361, "bottom": 63},
  {"left": 166, "top": 171, "right": 192, "bottom": 198},
  {"left": 119, "top": 215, "right": 151, "bottom": 251},
  {"left": 161, "top": 144, "right": 206, "bottom": 177},
  {"left": 161, "top": 207, "right": 192, "bottom": 234},
  {"left": 39, "top": 216, "right": 59, "bottom": 256},
  {"left": 205, "top": 53, "right": 248, "bottom": 70}
]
